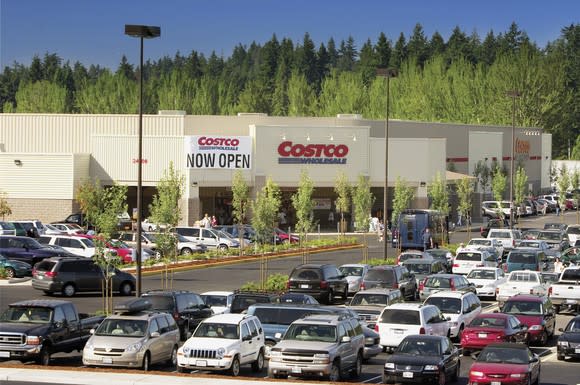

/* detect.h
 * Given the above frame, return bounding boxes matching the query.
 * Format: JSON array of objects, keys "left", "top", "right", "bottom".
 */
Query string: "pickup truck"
[
  {"left": 0, "top": 299, "right": 104, "bottom": 365},
  {"left": 548, "top": 266, "right": 580, "bottom": 313},
  {"left": 495, "top": 270, "right": 548, "bottom": 306}
]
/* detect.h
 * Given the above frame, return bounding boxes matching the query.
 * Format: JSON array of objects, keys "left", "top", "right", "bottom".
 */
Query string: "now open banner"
[{"left": 184, "top": 136, "right": 252, "bottom": 169}]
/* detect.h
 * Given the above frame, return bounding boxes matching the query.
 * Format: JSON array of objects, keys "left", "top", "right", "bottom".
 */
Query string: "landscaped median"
[{"left": 122, "top": 236, "right": 364, "bottom": 276}]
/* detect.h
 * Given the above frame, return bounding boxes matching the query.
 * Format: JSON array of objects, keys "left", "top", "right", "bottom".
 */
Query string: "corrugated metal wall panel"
[
  {"left": 72, "top": 153, "right": 91, "bottom": 193},
  {"left": 0, "top": 153, "right": 74, "bottom": 198}
]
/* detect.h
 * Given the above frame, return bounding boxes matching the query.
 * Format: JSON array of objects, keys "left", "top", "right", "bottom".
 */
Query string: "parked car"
[
  {"left": 504, "top": 248, "right": 547, "bottom": 273},
  {"left": 465, "top": 267, "right": 507, "bottom": 299},
  {"left": 268, "top": 314, "right": 364, "bottom": 381},
  {"left": 467, "top": 343, "right": 540, "bottom": 385},
  {"left": 403, "top": 258, "right": 446, "bottom": 284},
  {"left": 486, "top": 228, "right": 523, "bottom": 255},
  {"left": 397, "top": 249, "right": 434, "bottom": 265},
  {"left": 12, "top": 220, "right": 45, "bottom": 237},
  {"left": 537, "top": 229, "right": 570, "bottom": 252},
  {"left": 566, "top": 224, "right": 580, "bottom": 247},
  {"left": 173, "top": 226, "right": 240, "bottom": 250},
  {"left": 286, "top": 263, "right": 348, "bottom": 304},
  {"left": 425, "top": 247, "right": 454, "bottom": 272},
  {"left": 0, "top": 221, "right": 17, "bottom": 236},
  {"left": 500, "top": 294, "right": 556, "bottom": 346},
  {"left": 556, "top": 314, "right": 580, "bottom": 361},
  {"left": 0, "top": 252, "right": 32, "bottom": 278},
  {"left": 274, "top": 228, "right": 299, "bottom": 243},
  {"left": 452, "top": 249, "right": 496, "bottom": 275},
  {"left": 361, "top": 265, "right": 417, "bottom": 301},
  {"left": 375, "top": 303, "right": 450, "bottom": 351},
  {"left": 544, "top": 222, "right": 568, "bottom": 232},
  {"left": 517, "top": 239, "right": 560, "bottom": 260},
  {"left": 418, "top": 273, "right": 476, "bottom": 301},
  {"left": 495, "top": 270, "right": 549, "bottom": 307},
  {"left": 32, "top": 256, "right": 135, "bottom": 297},
  {"left": 141, "top": 290, "right": 213, "bottom": 341},
  {"left": 346, "top": 288, "right": 403, "bottom": 329},
  {"left": 480, "top": 218, "right": 505, "bottom": 238},
  {"left": 460, "top": 314, "right": 529, "bottom": 356},
  {"left": 548, "top": 266, "right": 580, "bottom": 314},
  {"left": 49, "top": 223, "right": 84, "bottom": 235},
  {"left": 382, "top": 335, "right": 460, "bottom": 385},
  {"left": 177, "top": 313, "right": 265, "bottom": 376},
  {"left": 229, "top": 290, "right": 281, "bottom": 314},
  {"left": 0, "top": 235, "right": 71, "bottom": 265},
  {"left": 38, "top": 234, "right": 96, "bottom": 258},
  {"left": 82, "top": 298, "right": 180, "bottom": 370},
  {"left": 279, "top": 293, "right": 318, "bottom": 304},
  {"left": 200, "top": 291, "right": 234, "bottom": 315},
  {"left": 424, "top": 291, "right": 482, "bottom": 341},
  {"left": 338, "top": 263, "right": 370, "bottom": 294},
  {"left": 522, "top": 228, "right": 542, "bottom": 240},
  {"left": 462, "top": 237, "right": 505, "bottom": 258}
]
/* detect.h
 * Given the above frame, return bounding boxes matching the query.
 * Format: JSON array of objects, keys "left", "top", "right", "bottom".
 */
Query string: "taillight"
[
  {"left": 173, "top": 312, "right": 179, "bottom": 321},
  {"left": 393, "top": 282, "right": 399, "bottom": 289},
  {"left": 374, "top": 324, "right": 379, "bottom": 332},
  {"left": 496, "top": 287, "right": 500, "bottom": 295},
  {"left": 453, "top": 263, "right": 459, "bottom": 267},
  {"left": 548, "top": 286, "right": 553, "bottom": 296},
  {"left": 476, "top": 264, "right": 484, "bottom": 267},
  {"left": 44, "top": 271, "right": 57, "bottom": 278},
  {"left": 512, "top": 239, "right": 515, "bottom": 248},
  {"left": 320, "top": 280, "right": 328, "bottom": 289},
  {"left": 419, "top": 327, "right": 426, "bottom": 334},
  {"left": 286, "top": 280, "right": 291, "bottom": 289},
  {"left": 360, "top": 282, "right": 366, "bottom": 290}
]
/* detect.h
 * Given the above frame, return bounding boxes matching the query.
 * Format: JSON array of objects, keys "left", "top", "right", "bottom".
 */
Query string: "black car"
[
  {"left": 286, "top": 263, "right": 348, "bottom": 304},
  {"left": 557, "top": 315, "right": 580, "bottom": 361},
  {"left": 141, "top": 290, "right": 213, "bottom": 340},
  {"left": 361, "top": 265, "right": 417, "bottom": 301},
  {"left": 382, "top": 335, "right": 460, "bottom": 384},
  {"left": 229, "top": 290, "right": 281, "bottom": 314},
  {"left": 0, "top": 236, "right": 67, "bottom": 265}
]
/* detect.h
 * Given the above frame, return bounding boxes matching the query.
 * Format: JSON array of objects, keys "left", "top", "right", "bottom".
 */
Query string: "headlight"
[
  {"left": 313, "top": 353, "right": 330, "bottom": 364},
  {"left": 26, "top": 336, "right": 41, "bottom": 345},
  {"left": 529, "top": 325, "right": 543, "bottom": 331},
  {"left": 182, "top": 346, "right": 191, "bottom": 355},
  {"left": 216, "top": 347, "right": 226, "bottom": 359},
  {"left": 558, "top": 341, "right": 569, "bottom": 347},
  {"left": 510, "top": 373, "right": 525, "bottom": 378},
  {"left": 125, "top": 342, "right": 142, "bottom": 352},
  {"left": 470, "top": 370, "right": 484, "bottom": 378},
  {"left": 384, "top": 362, "right": 395, "bottom": 369},
  {"left": 85, "top": 340, "right": 93, "bottom": 350},
  {"left": 424, "top": 365, "right": 438, "bottom": 371},
  {"left": 269, "top": 350, "right": 282, "bottom": 362}
]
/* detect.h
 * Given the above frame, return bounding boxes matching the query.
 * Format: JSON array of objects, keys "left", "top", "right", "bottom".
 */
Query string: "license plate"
[
  {"left": 300, "top": 284, "right": 309, "bottom": 289},
  {"left": 291, "top": 366, "right": 302, "bottom": 373},
  {"left": 102, "top": 357, "right": 112, "bottom": 364},
  {"left": 478, "top": 333, "right": 487, "bottom": 338},
  {"left": 196, "top": 360, "right": 207, "bottom": 367},
  {"left": 403, "top": 371, "right": 413, "bottom": 378},
  {"left": 0, "top": 351, "right": 9, "bottom": 358},
  {"left": 491, "top": 382, "right": 501, "bottom": 385}
]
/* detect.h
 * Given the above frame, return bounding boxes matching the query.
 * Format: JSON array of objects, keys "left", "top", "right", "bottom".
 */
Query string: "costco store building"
[{"left": 0, "top": 113, "right": 552, "bottom": 228}]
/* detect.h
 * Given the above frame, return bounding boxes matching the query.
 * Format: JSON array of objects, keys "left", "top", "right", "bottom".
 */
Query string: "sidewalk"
[{"left": 0, "top": 367, "right": 320, "bottom": 385}]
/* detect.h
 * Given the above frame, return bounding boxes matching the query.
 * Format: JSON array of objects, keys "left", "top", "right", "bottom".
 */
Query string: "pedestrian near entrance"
[
  {"left": 457, "top": 209, "right": 463, "bottom": 227},
  {"left": 422, "top": 228, "right": 433, "bottom": 251}
]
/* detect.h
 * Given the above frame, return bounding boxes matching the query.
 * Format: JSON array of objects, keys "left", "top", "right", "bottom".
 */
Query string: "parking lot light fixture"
[
  {"left": 506, "top": 90, "right": 520, "bottom": 229},
  {"left": 125, "top": 24, "right": 161, "bottom": 296}
]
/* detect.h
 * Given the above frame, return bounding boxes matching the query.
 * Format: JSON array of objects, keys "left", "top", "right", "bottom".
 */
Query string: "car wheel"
[
  {"left": 62, "top": 283, "right": 76, "bottom": 297},
  {"left": 168, "top": 345, "right": 178, "bottom": 366},
  {"left": 455, "top": 325, "right": 464, "bottom": 342},
  {"left": 350, "top": 352, "right": 362, "bottom": 378},
  {"left": 5, "top": 267, "right": 15, "bottom": 279},
  {"left": 251, "top": 349, "right": 264, "bottom": 372},
  {"left": 142, "top": 352, "right": 151, "bottom": 371},
  {"left": 538, "top": 331, "right": 548, "bottom": 346},
  {"left": 328, "top": 360, "right": 341, "bottom": 382},
  {"left": 325, "top": 290, "right": 334, "bottom": 305},
  {"left": 36, "top": 345, "right": 51, "bottom": 366},
  {"left": 180, "top": 247, "right": 192, "bottom": 255},
  {"left": 229, "top": 355, "right": 240, "bottom": 376},
  {"left": 557, "top": 353, "right": 565, "bottom": 361},
  {"left": 438, "top": 368, "right": 446, "bottom": 385},
  {"left": 342, "top": 287, "right": 348, "bottom": 300},
  {"left": 218, "top": 244, "right": 228, "bottom": 251},
  {"left": 119, "top": 282, "right": 133, "bottom": 296}
]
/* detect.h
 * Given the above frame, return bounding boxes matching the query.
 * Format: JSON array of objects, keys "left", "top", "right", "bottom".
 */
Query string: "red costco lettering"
[
  {"left": 198, "top": 137, "right": 240, "bottom": 146},
  {"left": 277, "top": 141, "right": 348, "bottom": 158}
]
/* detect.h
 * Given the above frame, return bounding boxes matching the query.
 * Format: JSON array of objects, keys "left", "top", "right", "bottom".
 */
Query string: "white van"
[
  {"left": 452, "top": 249, "right": 496, "bottom": 275},
  {"left": 487, "top": 228, "right": 523, "bottom": 254},
  {"left": 173, "top": 226, "right": 240, "bottom": 250}
]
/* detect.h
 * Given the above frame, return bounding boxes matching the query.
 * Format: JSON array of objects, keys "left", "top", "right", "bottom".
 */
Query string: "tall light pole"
[
  {"left": 506, "top": 90, "right": 520, "bottom": 229},
  {"left": 377, "top": 68, "right": 398, "bottom": 259},
  {"left": 125, "top": 24, "right": 161, "bottom": 296}
]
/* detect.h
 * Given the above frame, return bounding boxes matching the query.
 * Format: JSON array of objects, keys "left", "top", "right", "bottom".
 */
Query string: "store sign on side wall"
[
  {"left": 185, "top": 136, "right": 252, "bottom": 169},
  {"left": 277, "top": 141, "right": 349, "bottom": 164}
]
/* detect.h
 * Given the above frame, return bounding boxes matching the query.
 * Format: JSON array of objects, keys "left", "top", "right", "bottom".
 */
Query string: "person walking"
[{"left": 422, "top": 228, "right": 434, "bottom": 251}]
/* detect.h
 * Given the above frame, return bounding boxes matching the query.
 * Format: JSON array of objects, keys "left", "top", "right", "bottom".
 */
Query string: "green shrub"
[
  {"left": 366, "top": 257, "right": 397, "bottom": 266},
  {"left": 241, "top": 273, "right": 289, "bottom": 292}
]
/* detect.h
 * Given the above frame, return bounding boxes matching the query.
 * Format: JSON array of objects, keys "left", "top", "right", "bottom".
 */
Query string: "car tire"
[
  {"left": 438, "top": 368, "right": 446, "bottom": 385},
  {"left": 62, "top": 283, "right": 76, "bottom": 297},
  {"left": 538, "top": 331, "right": 548, "bottom": 346},
  {"left": 142, "top": 352, "right": 151, "bottom": 371},
  {"left": 455, "top": 325, "right": 464, "bottom": 342},
  {"left": 251, "top": 349, "right": 264, "bottom": 372},
  {"left": 325, "top": 290, "right": 334, "bottom": 305},
  {"left": 229, "top": 355, "right": 240, "bottom": 376},
  {"left": 168, "top": 345, "right": 178, "bottom": 366},
  {"left": 557, "top": 353, "right": 565, "bottom": 361},
  {"left": 36, "top": 345, "right": 51, "bottom": 366},
  {"left": 328, "top": 360, "right": 341, "bottom": 382},
  {"left": 218, "top": 244, "right": 228, "bottom": 251},
  {"left": 5, "top": 267, "right": 15, "bottom": 279},
  {"left": 180, "top": 247, "right": 192, "bottom": 255},
  {"left": 350, "top": 352, "right": 362, "bottom": 378},
  {"left": 119, "top": 281, "right": 133, "bottom": 296},
  {"left": 342, "top": 287, "right": 348, "bottom": 300}
]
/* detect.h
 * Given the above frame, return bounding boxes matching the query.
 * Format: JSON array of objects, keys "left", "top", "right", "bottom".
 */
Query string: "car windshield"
[
  {"left": 424, "top": 276, "right": 451, "bottom": 289},
  {"left": 508, "top": 252, "right": 537, "bottom": 263},
  {"left": 194, "top": 322, "right": 239, "bottom": 339},
  {"left": 425, "top": 297, "right": 461, "bottom": 314},
  {"left": 339, "top": 266, "right": 364, "bottom": 277},
  {"left": 397, "top": 339, "right": 440, "bottom": 356},
  {"left": 538, "top": 232, "right": 561, "bottom": 241},
  {"left": 469, "top": 317, "right": 506, "bottom": 328},
  {"left": 201, "top": 294, "right": 228, "bottom": 307},
  {"left": 565, "top": 319, "right": 580, "bottom": 332},
  {"left": 477, "top": 347, "right": 529, "bottom": 364},
  {"left": 380, "top": 309, "right": 420, "bottom": 325},
  {"left": 467, "top": 270, "right": 496, "bottom": 280},
  {"left": 502, "top": 301, "right": 542, "bottom": 315},
  {"left": 0, "top": 307, "right": 52, "bottom": 323},
  {"left": 96, "top": 319, "right": 147, "bottom": 337},
  {"left": 284, "top": 324, "right": 337, "bottom": 342},
  {"left": 404, "top": 263, "right": 431, "bottom": 274},
  {"left": 469, "top": 240, "right": 490, "bottom": 246},
  {"left": 350, "top": 293, "right": 388, "bottom": 306}
]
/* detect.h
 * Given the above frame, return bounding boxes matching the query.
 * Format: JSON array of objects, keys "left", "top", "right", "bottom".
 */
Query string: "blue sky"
[{"left": 1, "top": 0, "right": 579, "bottom": 70}]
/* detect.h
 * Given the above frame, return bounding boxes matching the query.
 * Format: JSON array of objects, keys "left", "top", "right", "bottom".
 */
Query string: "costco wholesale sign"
[
  {"left": 185, "top": 136, "right": 251, "bottom": 169},
  {"left": 277, "top": 141, "right": 349, "bottom": 164}
]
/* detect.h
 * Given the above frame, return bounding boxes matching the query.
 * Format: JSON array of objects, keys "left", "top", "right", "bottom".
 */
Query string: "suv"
[
  {"left": 505, "top": 248, "right": 546, "bottom": 273},
  {"left": 346, "top": 288, "right": 403, "bottom": 328},
  {"left": 177, "top": 313, "right": 265, "bottom": 376},
  {"left": 31, "top": 257, "right": 135, "bottom": 297},
  {"left": 375, "top": 303, "right": 450, "bottom": 351},
  {"left": 230, "top": 290, "right": 280, "bottom": 314},
  {"left": 419, "top": 273, "right": 476, "bottom": 301},
  {"left": 0, "top": 222, "right": 16, "bottom": 236},
  {"left": 12, "top": 220, "right": 45, "bottom": 237},
  {"left": 141, "top": 290, "right": 213, "bottom": 340},
  {"left": 403, "top": 258, "right": 446, "bottom": 284},
  {"left": 487, "top": 228, "right": 523, "bottom": 255},
  {"left": 38, "top": 235, "right": 96, "bottom": 258},
  {"left": 286, "top": 264, "right": 348, "bottom": 304},
  {"left": 268, "top": 314, "right": 364, "bottom": 381},
  {"left": 424, "top": 291, "right": 482, "bottom": 341},
  {"left": 82, "top": 298, "right": 180, "bottom": 370},
  {"left": 501, "top": 294, "right": 556, "bottom": 346},
  {"left": 360, "top": 265, "right": 417, "bottom": 301}
]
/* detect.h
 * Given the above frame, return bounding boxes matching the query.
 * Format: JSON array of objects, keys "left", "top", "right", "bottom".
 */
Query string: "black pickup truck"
[{"left": 0, "top": 299, "right": 104, "bottom": 365}]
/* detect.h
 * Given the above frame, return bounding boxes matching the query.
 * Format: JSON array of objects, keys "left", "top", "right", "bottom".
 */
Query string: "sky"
[{"left": 1, "top": 0, "right": 579, "bottom": 70}]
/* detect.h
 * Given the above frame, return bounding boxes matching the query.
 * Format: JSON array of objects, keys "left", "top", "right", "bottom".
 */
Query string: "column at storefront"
[{"left": 184, "top": 180, "right": 201, "bottom": 226}]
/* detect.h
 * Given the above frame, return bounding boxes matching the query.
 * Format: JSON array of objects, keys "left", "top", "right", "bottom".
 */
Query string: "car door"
[
  {"left": 246, "top": 318, "right": 262, "bottom": 363},
  {"left": 146, "top": 318, "right": 164, "bottom": 362},
  {"left": 336, "top": 322, "right": 355, "bottom": 367},
  {"left": 152, "top": 315, "right": 173, "bottom": 363},
  {"left": 201, "top": 229, "right": 218, "bottom": 249},
  {"left": 509, "top": 316, "right": 528, "bottom": 343},
  {"left": 432, "top": 308, "right": 450, "bottom": 336},
  {"left": 239, "top": 321, "right": 254, "bottom": 364},
  {"left": 440, "top": 337, "right": 457, "bottom": 377},
  {"left": 542, "top": 298, "right": 556, "bottom": 336},
  {"left": 74, "top": 260, "right": 103, "bottom": 292},
  {"left": 50, "top": 305, "right": 72, "bottom": 353}
]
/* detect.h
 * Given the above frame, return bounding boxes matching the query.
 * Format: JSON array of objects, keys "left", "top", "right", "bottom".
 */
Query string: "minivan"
[
  {"left": 173, "top": 226, "right": 240, "bottom": 250},
  {"left": 505, "top": 248, "right": 546, "bottom": 273},
  {"left": 360, "top": 265, "right": 417, "bottom": 301}
]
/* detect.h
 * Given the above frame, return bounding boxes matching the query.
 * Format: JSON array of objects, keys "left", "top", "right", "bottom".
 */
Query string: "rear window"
[
  {"left": 350, "top": 293, "right": 389, "bottom": 306},
  {"left": 144, "top": 296, "right": 174, "bottom": 311},
  {"left": 339, "top": 266, "right": 364, "bottom": 277},
  {"left": 364, "top": 269, "right": 395, "bottom": 283},
  {"left": 424, "top": 276, "right": 451, "bottom": 288},
  {"left": 290, "top": 268, "right": 321, "bottom": 280},
  {"left": 231, "top": 295, "right": 273, "bottom": 313},
  {"left": 489, "top": 231, "right": 511, "bottom": 239},
  {"left": 424, "top": 297, "right": 461, "bottom": 314},
  {"left": 508, "top": 252, "right": 537, "bottom": 264},
  {"left": 561, "top": 269, "right": 580, "bottom": 281},
  {"left": 469, "top": 317, "right": 506, "bottom": 328},
  {"left": 380, "top": 309, "right": 420, "bottom": 325},
  {"left": 508, "top": 272, "right": 538, "bottom": 282},
  {"left": 251, "top": 307, "right": 315, "bottom": 326},
  {"left": 34, "top": 260, "right": 55, "bottom": 272},
  {"left": 404, "top": 263, "right": 432, "bottom": 274},
  {"left": 568, "top": 227, "right": 580, "bottom": 235},
  {"left": 456, "top": 252, "right": 482, "bottom": 261},
  {"left": 399, "top": 253, "right": 422, "bottom": 262},
  {"left": 538, "top": 232, "right": 561, "bottom": 241}
]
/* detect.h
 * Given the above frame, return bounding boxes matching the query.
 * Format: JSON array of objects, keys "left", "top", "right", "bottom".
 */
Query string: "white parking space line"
[{"left": 362, "top": 375, "right": 383, "bottom": 383}]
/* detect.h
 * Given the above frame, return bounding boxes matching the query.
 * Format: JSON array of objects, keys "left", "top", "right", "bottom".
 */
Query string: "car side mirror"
[
  {"left": 530, "top": 356, "right": 539, "bottom": 363},
  {"left": 243, "top": 334, "right": 252, "bottom": 342},
  {"left": 89, "top": 328, "right": 95, "bottom": 335},
  {"left": 341, "top": 336, "right": 351, "bottom": 343},
  {"left": 150, "top": 331, "right": 160, "bottom": 338},
  {"left": 558, "top": 328, "right": 564, "bottom": 332},
  {"left": 54, "top": 320, "right": 66, "bottom": 328},
  {"left": 274, "top": 332, "right": 282, "bottom": 339}
]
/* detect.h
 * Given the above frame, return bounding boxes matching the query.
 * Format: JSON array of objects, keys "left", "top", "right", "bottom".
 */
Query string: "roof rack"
[
  {"left": 233, "top": 289, "right": 282, "bottom": 295},
  {"left": 114, "top": 298, "right": 151, "bottom": 314}
]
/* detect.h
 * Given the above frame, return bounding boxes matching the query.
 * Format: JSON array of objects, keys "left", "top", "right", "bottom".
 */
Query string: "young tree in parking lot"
[
  {"left": 557, "top": 165, "right": 571, "bottom": 219},
  {"left": 334, "top": 171, "right": 351, "bottom": 236},
  {"left": 231, "top": 171, "right": 250, "bottom": 256},
  {"left": 457, "top": 177, "right": 474, "bottom": 238},
  {"left": 0, "top": 192, "right": 12, "bottom": 220},
  {"left": 251, "top": 177, "right": 281, "bottom": 245},
  {"left": 514, "top": 166, "right": 528, "bottom": 219},
  {"left": 490, "top": 166, "right": 508, "bottom": 222},
  {"left": 353, "top": 174, "right": 375, "bottom": 232},
  {"left": 428, "top": 172, "right": 450, "bottom": 246},
  {"left": 391, "top": 177, "right": 415, "bottom": 252},
  {"left": 291, "top": 170, "right": 315, "bottom": 246}
]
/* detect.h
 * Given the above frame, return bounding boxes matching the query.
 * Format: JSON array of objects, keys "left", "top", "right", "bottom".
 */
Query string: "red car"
[
  {"left": 461, "top": 313, "right": 528, "bottom": 355},
  {"left": 500, "top": 294, "right": 556, "bottom": 346},
  {"left": 468, "top": 343, "right": 541, "bottom": 385},
  {"left": 77, "top": 234, "right": 134, "bottom": 264},
  {"left": 274, "top": 228, "right": 299, "bottom": 243}
]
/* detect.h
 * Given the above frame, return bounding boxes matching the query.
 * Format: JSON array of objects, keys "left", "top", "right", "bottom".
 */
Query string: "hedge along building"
[{"left": 0, "top": 113, "right": 551, "bottom": 228}]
